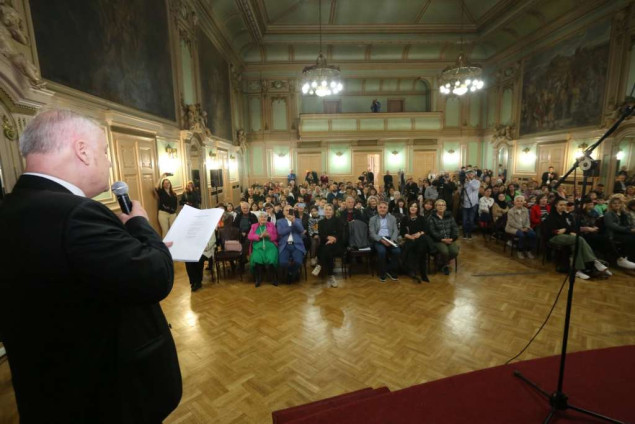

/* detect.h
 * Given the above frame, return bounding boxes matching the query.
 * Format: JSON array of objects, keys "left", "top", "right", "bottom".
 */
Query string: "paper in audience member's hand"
[{"left": 163, "top": 205, "right": 224, "bottom": 262}]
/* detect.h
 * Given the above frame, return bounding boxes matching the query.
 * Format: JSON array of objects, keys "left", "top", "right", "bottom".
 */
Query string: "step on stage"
[{"left": 273, "top": 346, "right": 635, "bottom": 424}]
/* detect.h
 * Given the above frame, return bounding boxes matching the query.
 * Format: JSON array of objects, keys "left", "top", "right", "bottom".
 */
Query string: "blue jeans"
[
  {"left": 515, "top": 229, "right": 536, "bottom": 251},
  {"left": 279, "top": 244, "right": 304, "bottom": 275},
  {"left": 462, "top": 205, "right": 478, "bottom": 235},
  {"left": 374, "top": 242, "right": 401, "bottom": 277}
]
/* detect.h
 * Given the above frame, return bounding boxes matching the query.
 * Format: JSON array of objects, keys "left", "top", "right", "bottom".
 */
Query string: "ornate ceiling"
[{"left": 201, "top": 0, "right": 612, "bottom": 66}]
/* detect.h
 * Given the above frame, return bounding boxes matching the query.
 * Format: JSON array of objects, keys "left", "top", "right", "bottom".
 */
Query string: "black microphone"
[{"left": 111, "top": 181, "right": 133, "bottom": 214}]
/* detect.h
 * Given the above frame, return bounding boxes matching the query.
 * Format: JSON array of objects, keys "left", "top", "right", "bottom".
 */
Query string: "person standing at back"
[{"left": 0, "top": 109, "right": 181, "bottom": 423}]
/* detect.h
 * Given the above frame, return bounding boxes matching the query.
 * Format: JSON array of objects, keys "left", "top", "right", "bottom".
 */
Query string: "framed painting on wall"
[{"left": 519, "top": 20, "right": 610, "bottom": 136}]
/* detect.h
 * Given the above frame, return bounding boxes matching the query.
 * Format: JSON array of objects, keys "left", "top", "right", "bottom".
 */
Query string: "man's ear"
[{"left": 74, "top": 139, "right": 91, "bottom": 166}]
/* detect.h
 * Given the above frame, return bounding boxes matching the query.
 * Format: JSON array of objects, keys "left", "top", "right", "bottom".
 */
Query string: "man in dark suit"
[
  {"left": 383, "top": 170, "right": 394, "bottom": 190},
  {"left": 541, "top": 166, "right": 558, "bottom": 186},
  {"left": 0, "top": 110, "right": 181, "bottom": 423},
  {"left": 366, "top": 168, "right": 374, "bottom": 185}
]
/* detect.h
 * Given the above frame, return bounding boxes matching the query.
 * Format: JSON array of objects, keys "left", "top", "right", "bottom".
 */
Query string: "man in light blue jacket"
[
  {"left": 369, "top": 201, "right": 401, "bottom": 282},
  {"left": 461, "top": 170, "right": 480, "bottom": 239}
]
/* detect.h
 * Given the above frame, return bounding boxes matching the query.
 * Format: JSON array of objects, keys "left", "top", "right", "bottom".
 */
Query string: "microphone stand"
[{"left": 512, "top": 95, "right": 635, "bottom": 423}]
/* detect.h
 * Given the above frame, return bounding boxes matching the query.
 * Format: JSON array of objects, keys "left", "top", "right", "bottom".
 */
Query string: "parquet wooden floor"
[{"left": 1, "top": 238, "right": 634, "bottom": 423}]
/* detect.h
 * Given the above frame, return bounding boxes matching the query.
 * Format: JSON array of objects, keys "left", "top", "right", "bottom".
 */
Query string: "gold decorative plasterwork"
[
  {"left": 0, "top": 1, "right": 43, "bottom": 86},
  {"left": 180, "top": 98, "right": 211, "bottom": 137},
  {"left": 169, "top": 0, "right": 198, "bottom": 49},
  {"left": 2, "top": 114, "right": 15, "bottom": 140}
]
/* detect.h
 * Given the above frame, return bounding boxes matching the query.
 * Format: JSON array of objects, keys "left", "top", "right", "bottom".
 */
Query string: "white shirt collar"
[{"left": 24, "top": 172, "right": 86, "bottom": 197}]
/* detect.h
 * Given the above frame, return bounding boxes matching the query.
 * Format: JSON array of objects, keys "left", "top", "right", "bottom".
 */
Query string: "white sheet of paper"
[{"left": 163, "top": 205, "right": 224, "bottom": 262}]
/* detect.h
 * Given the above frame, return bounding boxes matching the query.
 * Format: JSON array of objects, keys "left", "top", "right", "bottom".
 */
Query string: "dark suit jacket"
[
  {"left": 0, "top": 175, "right": 181, "bottom": 423},
  {"left": 383, "top": 174, "right": 393, "bottom": 188}
]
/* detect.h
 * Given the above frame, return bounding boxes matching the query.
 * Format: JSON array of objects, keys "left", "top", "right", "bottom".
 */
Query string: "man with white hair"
[{"left": 0, "top": 109, "right": 181, "bottom": 422}]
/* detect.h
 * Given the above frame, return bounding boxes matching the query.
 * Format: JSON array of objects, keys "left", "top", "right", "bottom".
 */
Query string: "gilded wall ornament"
[
  {"left": 0, "top": 1, "right": 42, "bottom": 86},
  {"left": 3, "top": 114, "right": 16, "bottom": 140}
]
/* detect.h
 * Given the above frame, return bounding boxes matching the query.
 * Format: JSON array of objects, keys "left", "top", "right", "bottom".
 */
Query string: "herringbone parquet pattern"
[{"left": 1, "top": 238, "right": 634, "bottom": 423}]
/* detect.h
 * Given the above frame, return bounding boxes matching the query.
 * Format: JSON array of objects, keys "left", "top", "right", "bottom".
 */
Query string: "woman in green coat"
[{"left": 248, "top": 212, "right": 279, "bottom": 287}]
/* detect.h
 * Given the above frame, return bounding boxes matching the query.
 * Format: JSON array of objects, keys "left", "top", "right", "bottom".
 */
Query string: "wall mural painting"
[
  {"left": 198, "top": 28, "right": 232, "bottom": 141},
  {"left": 520, "top": 21, "right": 610, "bottom": 136},
  {"left": 29, "top": 0, "right": 175, "bottom": 121}
]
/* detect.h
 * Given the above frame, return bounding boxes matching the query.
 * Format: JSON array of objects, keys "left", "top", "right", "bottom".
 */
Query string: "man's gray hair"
[{"left": 19, "top": 109, "right": 102, "bottom": 156}]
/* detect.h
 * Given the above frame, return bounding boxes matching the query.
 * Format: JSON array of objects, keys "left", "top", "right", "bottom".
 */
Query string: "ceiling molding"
[
  {"left": 235, "top": 0, "right": 264, "bottom": 41},
  {"left": 415, "top": 0, "right": 432, "bottom": 24},
  {"left": 268, "top": 0, "right": 308, "bottom": 24},
  {"left": 329, "top": 0, "right": 337, "bottom": 25},
  {"left": 194, "top": 0, "right": 244, "bottom": 66},
  {"left": 262, "top": 23, "right": 478, "bottom": 35}
]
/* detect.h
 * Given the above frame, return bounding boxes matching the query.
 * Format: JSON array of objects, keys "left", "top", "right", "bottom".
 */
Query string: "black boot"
[
  {"left": 268, "top": 265, "right": 279, "bottom": 286},
  {"left": 420, "top": 261, "right": 430, "bottom": 283},
  {"left": 254, "top": 264, "right": 262, "bottom": 287}
]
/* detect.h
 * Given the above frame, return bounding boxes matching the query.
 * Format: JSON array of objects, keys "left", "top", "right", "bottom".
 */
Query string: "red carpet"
[{"left": 272, "top": 346, "right": 635, "bottom": 424}]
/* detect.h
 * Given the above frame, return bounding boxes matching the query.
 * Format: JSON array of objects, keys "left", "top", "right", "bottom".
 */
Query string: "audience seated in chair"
[
  {"left": 428, "top": 199, "right": 459, "bottom": 275},
  {"left": 185, "top": 233, "right": 216, "bottom": 292},
  {"left": 478, "top": 187, "right": 494, "bottom": 232},
  {"left": 248, "top": 212, "right": 279, "bottom": 287},
  {"left": 234, "top": 201, "right": 258, "bottom": 267},
  {"left": 603, "top": 197, "right": 635, "bottom": 269},
  {"left": 529, "top": 194, "right": 551, "bottom": 229},
  {"left": 276, "top": 205, "right": 307, "bottom": 283},
  {"left": 505, "top": 195, "right": 536, "bottom": 259},
  {"left": 315, "top": 204, "right": 345, "bottom": 287},
  {"left": 369, "top": 201, "right": 401, "bottom": 282},
  {"left": 492, "top": 193, "right": 509, "bottom": 223},
  {"left": 400, "top": 202, "right": 434, "bottom": 283},
  {"left": 544, "top": 199, "right": 612, "bottom": 280}
]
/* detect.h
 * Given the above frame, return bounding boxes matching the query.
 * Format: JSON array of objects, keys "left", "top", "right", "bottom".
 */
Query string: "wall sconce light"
[
  {"left": 209, "top": 150, "right": 217, "bottom": 158},
  {"left": 616, "top": 149, "right": 625, "bottom": 161},
  {"left": 230, "top": 154, "right": 236, "bottom": 160},
  {"left": 278, "top": 152, "right": 287, "bottom": 158},
  {"left": 335, "top": 151, "right": 343, "bottom": 157},
  {"left": 575, "top": 142, "right": 589, "bottom": 159},
  {"left": 165, "top": 144, "right": 177, "bottom": 158},
  {"left": 391, "top": 150, "right": 399, "bottom": 155},
  {"left": 522, "top": 147, "right": 531, "bottom": 154},
  {"left": 447, "top": 149, "right": 455, "bottom": 154}
]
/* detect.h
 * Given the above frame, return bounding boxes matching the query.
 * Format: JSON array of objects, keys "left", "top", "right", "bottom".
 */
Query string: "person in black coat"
[
  {"left": 366, "top": 168, "right": 374, "bottom": 185},
  {"left": 541, "top": 166, "right": 558, "bottom": 186},
  {"left": 0, "top": 110, "right": 181, "bottom": 423},
  {"left": 383, "top": 170, "right": 394, "bottom": 190},
  {"left": 317, "top": 204, "right": 345, "bottom": 288},
  {"left": 400, "top": 202, "right": 433, "bottom": 282},
  {"left": 233, "top": 201, "right": 258, "bottom": 264}
]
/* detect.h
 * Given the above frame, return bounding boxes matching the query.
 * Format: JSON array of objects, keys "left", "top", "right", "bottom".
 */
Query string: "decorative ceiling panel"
[
  {"left": 333, "top": 0, "right": 425, "bottom": 25},
  {"left": 199, "top": 0, "right": 616, "bottom": 64}
]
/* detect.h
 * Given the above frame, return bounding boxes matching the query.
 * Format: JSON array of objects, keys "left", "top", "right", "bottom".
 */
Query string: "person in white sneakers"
[
  {"left": 307, "top": 205, "right": 323, "bottom": 267},
  {"left": 315, "top": 204, "right": 344, "bottom": 287},
  {"left": 544, "top": 198, "right": 612, "bottom": 280}
]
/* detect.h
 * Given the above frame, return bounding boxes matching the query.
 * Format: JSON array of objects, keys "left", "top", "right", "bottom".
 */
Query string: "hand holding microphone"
[{"left": 111, "top": 181, "right": 149, "bottom": 224}]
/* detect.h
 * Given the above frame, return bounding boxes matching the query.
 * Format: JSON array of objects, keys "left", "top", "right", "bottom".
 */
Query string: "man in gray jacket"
[{"left": 369, "top": 201, "right": 401, "bottom": 282}]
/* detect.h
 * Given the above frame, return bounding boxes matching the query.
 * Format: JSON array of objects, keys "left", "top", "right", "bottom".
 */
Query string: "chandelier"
[
  {"left": 439, "top": 53, "right": 484, "bottom": 96},
  {"left": 301, "top": 0, "right": 342, "bottom": 97},
  {"left": 438, "top": 2, "right": 484, "bottom": 96}
]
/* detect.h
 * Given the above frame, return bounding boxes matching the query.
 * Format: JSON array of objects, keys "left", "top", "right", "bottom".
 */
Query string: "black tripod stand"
[{"left": 512, "top": 100, "right": 635, "bottom": 424}]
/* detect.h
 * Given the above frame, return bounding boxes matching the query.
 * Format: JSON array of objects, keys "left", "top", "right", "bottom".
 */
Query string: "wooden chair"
[
  {"left": 503, "top": 232, "right": 520, "bottom": 256},
  {"left": 215, "top": 250, "right": 243, "bottom": 281},
  {"left": 428, "top": 252, "right": 459, "bottom": 274}
]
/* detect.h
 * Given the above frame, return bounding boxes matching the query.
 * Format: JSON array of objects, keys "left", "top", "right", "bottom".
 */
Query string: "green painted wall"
[
  {"left": 445, "top": 97, "right": 460, "bottom": 127},
  {"left": 383, "top": 142, "right": 406, "bottom": 173},
  {"left": 469, "top": 96, "right": 480, "bottom": 127},
  {"left": 249, "top": 97, "right": 262, "bottom": 131},
  {"left": 272, "top": 146, "right": 291, "bottom": 176},
  {"left": 328, "top": 145, "right": 352, "bottom": 174},
  {"left": 468, "top": 141, "right": 479, "bottom": 166},
  {"left": 157, "top": 139, "right": 183, "bottom": 187},
  {"left": 251, "top": 145, "right": 264, "bottom": 175},
  {"left": 515, "top": 144, "right": 537, "bottom": 173},
  {"left": 442, "top": 141, "right": 460, "bottom": 170},
  {"left": 501, "top": 88, "right": 513, "bottom": 125},
  {"left": 180, "top": 40, "right": 195, "bottom": 105},
  {"left": 272, "top": 99, "right": 288, "bottom": 130}
]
